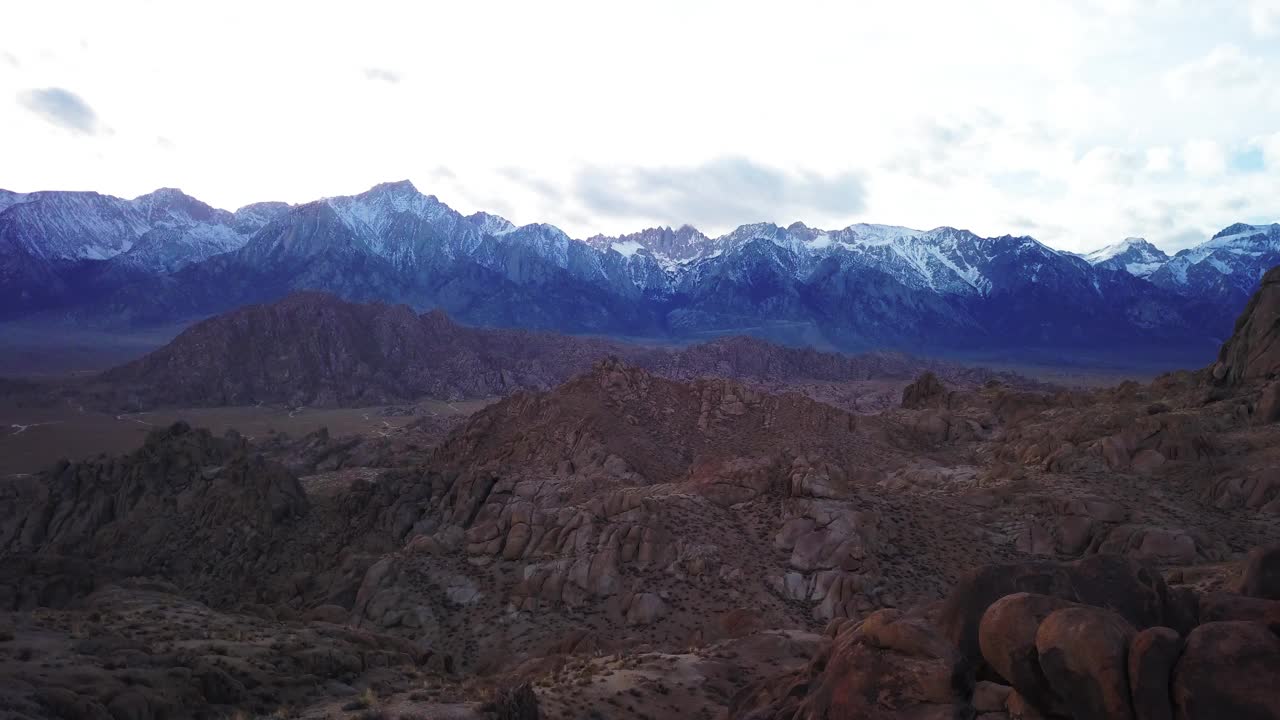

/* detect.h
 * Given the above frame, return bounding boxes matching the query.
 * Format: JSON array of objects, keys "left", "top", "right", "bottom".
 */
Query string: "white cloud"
[
  {"left": 1164, "top": 45, "right": 1264, "bottom": 97},
  {"left": 1183, "top": 140, "right": 1227, "bottom": 176},
  {"left": 1249, "top": 0, "right": 1280, "bottom": 35},
  {"left": 1260, "top": 132, "right": 1280, "bottom": 169},
  {"left": 1145, "top": 146, "right": 1174, "bottom": 173}
]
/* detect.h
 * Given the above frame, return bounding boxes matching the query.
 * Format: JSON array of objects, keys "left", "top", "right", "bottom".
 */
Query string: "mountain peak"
[
  {"left": 1212, "top": 222, "right": 1261, "bottom": 241},
  {"left": 133, "top": 187, "right": 202, "bottom": 206},
  {"left": 367, "top": 179, "right": 420, "bottom": 196},
  {"left": 467, "top": 211, "right": 517, "bottom": 236}
]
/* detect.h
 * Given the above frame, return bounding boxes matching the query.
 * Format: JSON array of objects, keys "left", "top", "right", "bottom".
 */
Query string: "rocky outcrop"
[
  {"left": 1214, "top": 265, "right": 1280, "bottom": 385},
  {"left": 901, "top": 371, "right": 949, "bottom": 409},
  {"left": 727, "top": 608, "right": 969, "bottom": 719},
  {"left": 0, "top": 422, "right": 307, "bottom": 607}
]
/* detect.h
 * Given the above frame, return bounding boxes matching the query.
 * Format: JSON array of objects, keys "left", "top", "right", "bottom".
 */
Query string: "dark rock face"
[
  {"left": 1215, "top": 265, "right": 1280, "bottom": 385},
  {"left": 1172, "top": 621, "right": 1280, "bottom": 720},
  {"left": 1236, "top": 543, "right": 1280, "bottom": 600},
  {"left": 1128, "top": 627, "right": 1182, "bottom": 720}
]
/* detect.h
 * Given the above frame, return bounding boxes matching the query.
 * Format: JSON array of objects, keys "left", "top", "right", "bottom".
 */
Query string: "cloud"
[
  {"left": 1249, "top": 0, "right": 1280, "bottom": 35},
  {"left": 884, "top": 114, "right": 1002, "bottom": 187},
  {"left": 1, "top": 51, "right": 18, "bottom": 68},
  {"left": 17, "top": 87, "right": 99, "bottom": 135},
  {"left": 499, "top": 166, "right": 563, "bottom": 203},
  {"left": 1164, "top": 45, "right": 1264, "bottom": 96},
  {"left": 1258, "top": 131, "right": 1280, "bottom": 169},
  {"left": 1077, "top": 146, "right": 1143, "bottom": 185},
  {"left": 156, "top": 136, "right": 176, "bottom": 150},
  {"left": 1183, "top": 140, "right": 1227, "bottom": 176},
  {"left": 1144, "top": 146, "right": 1174, "bottom": 173},
  {"left": 362, "top": 67, "right": 401, "bottom": 84},
  {"left": 427, "top": 165, "right": 455, "bottom": 181},
  {"left": 574, "top": 156, "right": 866, "bottom": 230}
]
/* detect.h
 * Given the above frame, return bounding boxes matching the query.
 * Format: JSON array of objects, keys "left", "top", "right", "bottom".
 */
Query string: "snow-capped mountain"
[
  {"left": 1082, "top": 237, "right": 1170, "bottom": 278},
  {"left": 0, "top": 180, "right": 1271, "bottom": 362},
  {"left": 0, "top": 188, "right": 285, "bottom": 271},
  {"left": 1147, "top": 224, "right": 1280, "bottom": 307}
]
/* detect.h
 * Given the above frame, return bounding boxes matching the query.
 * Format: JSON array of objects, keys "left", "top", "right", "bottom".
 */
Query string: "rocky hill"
[
  {"left": 91, "top": 291, "right": 1034, "bottom": 410},
  {"left": 3, "top": 271, "right": 1280, "bottom": 718}
]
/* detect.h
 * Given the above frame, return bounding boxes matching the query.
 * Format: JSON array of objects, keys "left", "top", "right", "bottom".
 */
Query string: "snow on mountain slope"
[
  {"left": 5, "top": 178, "right": 1279, "bottom": 356},
  {"left": 466, "top": 211, "right": 517, "bottom": 236},
  {"left": 0, "top": 190, "right": 32, "bottom": 214},
  {"left": 1082, "top": 237, "right": 1170, "bottom": 278},
  {"left": 232, "top": 202, "right": 291, "bottom": 234},
  {"left": 1148, "top": 223, "right": 1280, "bottom": 303},
  {"left": 0, "top": 191, "right": 150, "bottom": 261},
  {"left": 0, "top": 188, "right": 279, "bottom": 273}
]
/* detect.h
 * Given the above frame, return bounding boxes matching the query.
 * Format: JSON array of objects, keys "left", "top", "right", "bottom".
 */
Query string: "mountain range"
[{"left": 3, "top": 180, "right": 1277, "bottom": 362}]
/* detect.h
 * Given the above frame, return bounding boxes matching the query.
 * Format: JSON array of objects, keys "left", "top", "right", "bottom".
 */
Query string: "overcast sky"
[{"left": 3, "top": 0, "right": 1279, "bottom": 252}]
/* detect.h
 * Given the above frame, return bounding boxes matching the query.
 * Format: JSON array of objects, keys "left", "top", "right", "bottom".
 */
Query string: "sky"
[{"left": 2, "top": 0, "right": 1279, "bottom": 253}]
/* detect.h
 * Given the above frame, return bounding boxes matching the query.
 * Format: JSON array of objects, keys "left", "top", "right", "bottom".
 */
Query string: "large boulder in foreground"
[
  {"left": 979, "top": 592, "right": 1077, "bottom": 713},
  {"left": 1035, "top": 606, "right": 1137, "bottom": 720},
  {"left": 938, "top": 554, "right": 1183, "bottom": 667},
  {"left": 1128, "top": 626, "right": 1182, "bottom": 720},
  {"left": 1172, "top": 621, "right": 1280, "bottom": 719}
]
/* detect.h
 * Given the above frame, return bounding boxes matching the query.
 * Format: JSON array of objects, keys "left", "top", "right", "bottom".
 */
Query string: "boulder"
[
  {"left": 938, "top": 555, "right": 1174, "bottom": 667},
  {"left": 1090, "top": 525, "right": 1213, "bottom": 565},
  {"left": 979, "top": 593, "right": 1077, "bottom": 712},
  {"left": 304, "top": 604, "right": 350, "bottom": 624},
  {"left": 1128, "top": 627, "right": 1182, "bottom": 720},
  {"left": 1035, "top": 606, "right": 1137, "bottom": 720},
  {"left": 726, "top": 608, "right": 968, "bottom": 719},
  {"left": 1258, "top": 382, "right": 1280, "bottom": 424},
  {"left": 1172, "top": 621, "right": 1280, "bottom": 719},
  {"left": 624, "top": 592, "right": 668, "bottom": 626},
  {"left": 1198, "top": 592, "right": 1280, "bottom": 630},
  {"left": 1235, "top": 543, "right": 1280, "bottom": 600},
  {"left": 973, "top": 681, "right": 1013, "bottom": 713}
]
